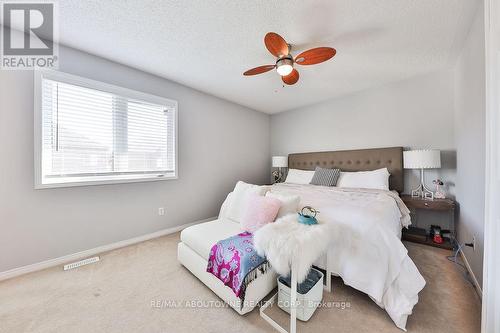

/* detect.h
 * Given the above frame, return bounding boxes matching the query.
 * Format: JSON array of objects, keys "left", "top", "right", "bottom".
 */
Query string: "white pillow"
[
  {"left": 218, "top": 192, "right": 233, "bottom": 219},
  {"left": 265, "top": 192, "right": 300, "bottom": 219},
  {"left": 284, "top": 169, "right": 315, "bottom": 184},
  {"left": 226, "top": 181, "right": 269, "bottom": 222},
  {"left": 336, "top": 168, "right": 390, "bottom": 190}
]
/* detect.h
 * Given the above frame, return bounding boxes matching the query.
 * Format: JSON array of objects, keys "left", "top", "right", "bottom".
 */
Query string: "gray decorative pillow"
[{"left": 310, "top": 167, "right": 341, "bottom": 186}]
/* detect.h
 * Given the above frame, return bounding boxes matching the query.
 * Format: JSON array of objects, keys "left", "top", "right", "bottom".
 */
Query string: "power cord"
[{"left": 446, "top": 235, "right": 474, "bottom": 285}]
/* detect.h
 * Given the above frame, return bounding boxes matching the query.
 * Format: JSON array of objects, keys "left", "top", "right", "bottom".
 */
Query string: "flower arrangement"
[{"left": 432, "top": 179, "right": 446, "bottom": 199}]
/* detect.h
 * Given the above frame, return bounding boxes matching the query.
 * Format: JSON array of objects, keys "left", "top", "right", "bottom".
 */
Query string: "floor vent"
[{"left": 63, "top": 256, "right": 100, "bottom": 271}]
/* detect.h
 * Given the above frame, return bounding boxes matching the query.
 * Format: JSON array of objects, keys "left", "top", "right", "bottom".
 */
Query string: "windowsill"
[{"left": 35, "top": 173, "right": 177, "bottom": 189}]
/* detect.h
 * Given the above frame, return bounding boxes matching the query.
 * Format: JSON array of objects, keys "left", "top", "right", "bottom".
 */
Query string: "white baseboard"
[
  {"left": 0, "top": 216, "right": 216, "bottom": 282},
  {"left": 459, "top": 249, "right": 483, "bottom": 298}
]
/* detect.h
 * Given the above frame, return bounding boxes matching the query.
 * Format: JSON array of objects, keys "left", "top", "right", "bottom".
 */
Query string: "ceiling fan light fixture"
[
  {"left": 243, "top": 32, "right": 337, "bottom": 86},
  {"left": 276, "top": 58, "right": 293, "bottom": 76}
]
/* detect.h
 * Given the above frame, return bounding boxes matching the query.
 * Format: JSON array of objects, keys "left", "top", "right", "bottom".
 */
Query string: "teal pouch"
[{"left": 297, "top": 206, "right": 318, "bottom": 225}]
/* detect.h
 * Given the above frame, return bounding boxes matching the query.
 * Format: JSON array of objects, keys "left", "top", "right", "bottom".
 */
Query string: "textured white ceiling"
[{"left": 57, "top": 0, "right": 479, "bottom": 113}]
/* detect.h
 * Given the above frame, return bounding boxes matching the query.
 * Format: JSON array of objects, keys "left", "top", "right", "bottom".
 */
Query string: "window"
[{"left": 34, "top": 71, "right": 178, "bottom": 188}]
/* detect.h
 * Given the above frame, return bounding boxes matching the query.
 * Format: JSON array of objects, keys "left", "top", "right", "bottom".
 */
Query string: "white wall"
[
  {"left": 0, "top": 46, "right": 270, "bottom": 273},
  {"left": 270, "top": 70, "right": 457, "bottom": 195},
  {"left": 454, "top": 3, "right": 485, "bottom": 287}
]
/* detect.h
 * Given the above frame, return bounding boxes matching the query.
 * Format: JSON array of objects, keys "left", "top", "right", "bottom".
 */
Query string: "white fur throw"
[{"left": 254, "top": 214, "right": 332, "bottom": 283}]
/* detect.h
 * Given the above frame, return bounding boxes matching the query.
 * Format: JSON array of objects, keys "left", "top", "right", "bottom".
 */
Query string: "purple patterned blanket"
[{"left": 206, "top": 232, "right": 269, "bottom": 303}]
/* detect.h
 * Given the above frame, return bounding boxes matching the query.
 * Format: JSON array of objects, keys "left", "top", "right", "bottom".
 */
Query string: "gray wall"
[
  {"left": 454, "top": 3, "right": 485, "bottom": 287},
  {"left": 0, "top": 46, "right": 270, "bottom": 273},
  {"left": 270, "top": 70, "right": 457, "bottom": 196}
]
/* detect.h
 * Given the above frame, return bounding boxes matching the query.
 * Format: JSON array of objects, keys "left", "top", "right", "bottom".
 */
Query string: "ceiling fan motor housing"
[{"left": 276, "top": 56, "right": 293, "bottom": 66}]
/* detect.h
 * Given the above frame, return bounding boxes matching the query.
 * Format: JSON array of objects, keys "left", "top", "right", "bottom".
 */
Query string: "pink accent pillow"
[{"left": 241, "top": 194, "right": 281, "bottom": 233}]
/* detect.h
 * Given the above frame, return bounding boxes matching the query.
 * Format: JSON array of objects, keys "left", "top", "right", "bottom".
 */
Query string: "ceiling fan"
[{"left": 243, "top": 32, "right": 336, "bottom": 85}]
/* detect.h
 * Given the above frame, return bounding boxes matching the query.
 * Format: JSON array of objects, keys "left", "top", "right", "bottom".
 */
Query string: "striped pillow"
[{"left": 310, "top": 167, "right": 341, "bottom": 186}]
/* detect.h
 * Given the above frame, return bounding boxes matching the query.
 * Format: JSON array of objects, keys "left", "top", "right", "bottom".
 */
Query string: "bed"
[{"left": 178, "top": 146, "right": 425, "bottom": 330}]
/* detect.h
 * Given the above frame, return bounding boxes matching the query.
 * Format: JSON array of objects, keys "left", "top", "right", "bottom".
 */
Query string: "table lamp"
[
  {"left": 272, "top": 156, "right": 288, "bottom": 183},
  {"left": 403, "top": 149, "right": 441, "bottom": 200}
]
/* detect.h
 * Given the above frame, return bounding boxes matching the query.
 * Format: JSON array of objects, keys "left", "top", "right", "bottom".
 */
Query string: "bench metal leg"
[
  {"left": 290, "top": 262, "right": 297, "bottom": 333},
  {"left": 259, "top": 262, "right": 298, "bottom": 333}
]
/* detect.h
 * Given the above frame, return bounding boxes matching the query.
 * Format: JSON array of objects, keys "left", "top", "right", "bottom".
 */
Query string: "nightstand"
[{"left": 401, "top": 195, "right": 456, "bottom": 250}]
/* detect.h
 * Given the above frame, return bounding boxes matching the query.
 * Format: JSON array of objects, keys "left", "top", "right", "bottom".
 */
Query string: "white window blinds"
[{"left": 36, "top": 71, "right": 177, "bottom": 188}]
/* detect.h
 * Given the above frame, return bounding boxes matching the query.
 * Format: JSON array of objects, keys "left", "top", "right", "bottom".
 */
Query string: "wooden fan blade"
[
  {"left": 264, "top": 32, "right": 289, "bottom": 57},
  {"left": 282, "top": 69, "right": 299, "bottom": 85},
  {"left": 243, "top": 65, "right": 276, "bottom": 76},
  {"left": 295, "top": 47, "right": 336, "bottom": 65}
]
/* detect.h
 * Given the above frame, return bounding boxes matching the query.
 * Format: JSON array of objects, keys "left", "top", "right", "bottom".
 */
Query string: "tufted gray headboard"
[{"left": 288, "top": 147, "right": 404, "bottom": 193}]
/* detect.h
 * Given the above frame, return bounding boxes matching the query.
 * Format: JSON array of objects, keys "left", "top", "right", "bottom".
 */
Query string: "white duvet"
[{"left": 269, "top": 183, "right": 426, "bottom": 331}]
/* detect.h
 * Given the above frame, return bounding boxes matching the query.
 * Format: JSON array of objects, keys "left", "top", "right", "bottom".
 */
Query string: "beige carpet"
[{"left": 0, "top": 233, "right": 481, "bottom": 333}]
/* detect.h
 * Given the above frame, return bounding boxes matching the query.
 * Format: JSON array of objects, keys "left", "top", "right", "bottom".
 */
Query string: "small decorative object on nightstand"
[
  {"left": 403, "top": 149, "right": 441, "bottom": 200},
  {"left": 272, "top": 156, "right": 288, "bottom": 183},
  {"left": 401, "top": 195, "right": 455, "bottom": 250},
  {"left": 433, "top": 179, "right": 446, "bottom": 199}
]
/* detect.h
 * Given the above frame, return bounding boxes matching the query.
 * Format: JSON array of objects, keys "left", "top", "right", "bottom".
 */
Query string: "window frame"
[{"left": 34, "top": 70, "right": 178, "bottom": 189}]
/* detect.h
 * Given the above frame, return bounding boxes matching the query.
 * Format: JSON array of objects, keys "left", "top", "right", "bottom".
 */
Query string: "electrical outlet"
[{"left": 158, "top": 207, "right": 165, "bottom": 216}]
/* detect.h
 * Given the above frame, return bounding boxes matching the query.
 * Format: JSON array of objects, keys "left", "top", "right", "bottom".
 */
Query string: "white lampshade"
[
  {"left": 272, "top": 156, "right": 288, "bottom": 168},
  {"left": 403, "top": 149, "right": 441, "bottom": 169}
]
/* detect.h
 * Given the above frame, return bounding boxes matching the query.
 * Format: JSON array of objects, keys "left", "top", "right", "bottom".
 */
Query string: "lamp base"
[
  {"left": 272, "top": 167, "right": 284, "bottom": 184},
  {"left": 411, "top": 184, "right": 435, "bottom": 200},
  {"left": 411, "top": 168, "right": 435, "bottom": 200}
]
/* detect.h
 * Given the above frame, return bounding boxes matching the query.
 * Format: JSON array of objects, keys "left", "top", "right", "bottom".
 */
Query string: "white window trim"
[{"left": 34, "top": 70, "right": 178, "bottom": 189}]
